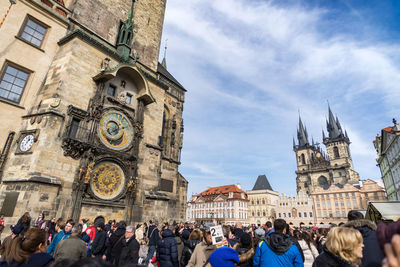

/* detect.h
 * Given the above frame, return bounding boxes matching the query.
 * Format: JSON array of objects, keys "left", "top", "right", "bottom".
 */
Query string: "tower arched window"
[
  {"left": 301, "top": 154, "right": 306, "bottom": 165},
  {"left": 333, "top": 146, "right": 340, "bottom": 158}
]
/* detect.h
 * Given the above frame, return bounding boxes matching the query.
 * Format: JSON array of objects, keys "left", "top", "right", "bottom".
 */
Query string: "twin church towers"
[{"left": 293, "top": 106, "right": 360, "bottom": 194}]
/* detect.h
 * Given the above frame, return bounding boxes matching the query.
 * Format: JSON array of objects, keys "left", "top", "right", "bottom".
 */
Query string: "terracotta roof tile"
[
  {"left": 196, "top": 184, "right": 248, "bottom": 201},
  {"left": 383, "top": 126, "right": 394, "bottom": 133}
]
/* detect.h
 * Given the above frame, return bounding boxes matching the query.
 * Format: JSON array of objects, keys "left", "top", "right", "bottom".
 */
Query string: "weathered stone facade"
[{"left": 0, "top": 0, "right": 187, "bottom": 226}]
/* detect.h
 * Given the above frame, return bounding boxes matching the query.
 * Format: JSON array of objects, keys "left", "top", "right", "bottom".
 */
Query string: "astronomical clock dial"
[
  {"left": 90, "top": 162, "right": 125, "bottom": 200},
  {"left": 97, "top": 109, "right": 134, "bottom": 151},
  {"left": 19, "top": 134, "right": 35, "bottom": 152}
]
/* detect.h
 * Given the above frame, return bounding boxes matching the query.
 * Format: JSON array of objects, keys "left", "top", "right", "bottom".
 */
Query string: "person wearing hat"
[
  {"left": 106, "top": 221, "right": 126, "bottom": 265},
  {"left": 233, "top": 232, "right": 254, "bottom": 267},
  {"left": 91, "top": 221, "right": 107, "bottom": 259},
  {"left": 209, "top": 247, "right": 239, "bottom": 267},
  {"left": 0, "top": 225, "right": 22, "bottom": 260},
  {"left": 187, "top": 223, "right": 217, "bottom": 267}
]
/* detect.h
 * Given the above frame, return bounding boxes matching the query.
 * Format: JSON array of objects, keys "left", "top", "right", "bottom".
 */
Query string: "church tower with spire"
[{"left": 294, "top": 106, "right": 359, "bottom": 194}]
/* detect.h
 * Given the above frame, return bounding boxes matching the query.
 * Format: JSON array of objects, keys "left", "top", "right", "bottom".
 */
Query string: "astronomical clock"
[{"left": 61, "top": 70, "right": 146, "bottom": 222}]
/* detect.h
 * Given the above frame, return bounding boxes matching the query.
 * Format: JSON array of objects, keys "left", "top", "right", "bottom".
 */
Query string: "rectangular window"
[
  {"left": 288, "top": 213, "right": 291, "bottom": 217},
  {"left": 329, "top": 212, "right": 333, "bottom": 218},
  {"left": 0, "top": 64, "right": 30, "bottom": 103},
  {"left": 317, "top": 202, "right": 320, "bottom": 207},
  {"left": 341, "top": 201, "right": 344, "bottom": 206},
  {"left": 126, "top": 93, "right": 132, "bottom": 104},
  {"left": 335, "top": 202, "right": 338, "bottom": 207},
  {"left": 107, "top": 84, "right": 116, "bottom": 96},
  {"left": 345, "top": 192, "right": 349, "bottom": 197},
  {"left": 374, "top": 192, "right": 378, "bottom": 197},
  {"left": 347, "top": 200, "right": 351, "bottom": 206},
  {"left": 309, "top": 212, "right": 312, "bottom": 217},
  {"left": 298, "top": 212, "right": 302, "bottom": 217},
  {"left": 68, "top": 118, "right": 80, "bottom": 139},
  {"left": 304, "top": 212, "right": 307, "bottom": 217},
  {"left": 323, "top": 211, "right": 327, "bottom": 217},
  {"left": 318, "top": 211, "right": 321, "bottom": 217},
  {"left": 336, "top": 211, "right": 340, "bottom": 218},
  {"left": 353, "top": 200, "right": 357, "bottom": 206},
  {"left": 0, "top": 192, "right": 19, "bottom": 217},
  {"left": 352, "top": 192, "right": 355, "bottom": 196},
  {"left": 19, "top": 17, "right": 47, "bottom": 47},
  {"left": 342, "top": 211, "right": 346, "bottom": 217}
]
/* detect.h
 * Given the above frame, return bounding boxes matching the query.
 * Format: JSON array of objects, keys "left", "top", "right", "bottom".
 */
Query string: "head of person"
[
  {"left": 96, "top": 222, "right": 105, "bottom": 231},
  {"left": 348, "top": 210, "right": 364, "bottom": 221},
  {"left": 189, "top": 229, "right": 202, "bottom": 241},
  {"left": 274, "top": 219, "right": 286, "bottom": 234},
  {"left": 235, "top": 222, "right": 242, "bottom": 229},
  {"left": 209, "top": 247, "right": 239, "bottom": 267},
  {"left": 203, "top": 223, "right": 215, "bottom": 245},
  {"left": 266, "top": 221, "right": 272, "bottom": 230},
  {"left": 317, "top": 227, "right": 327, "bottom": 237},
  {"left": 38, "top": 213, "right": 43, "bottom": 219},
  {"left": 64, "top": 220, "right": 74, "bottom": 233},
  {"left": 71, "top": 224, "right": 83, "bottom": 236},
  {"left": 240, "top": 233, "right": 252, "bottom": 249},
  {"left": 21, "top": 212, "right": 30, "bottom": 223},
  {"left": 125, "top": 226, "right": 135, "bottom": 240},
  {"left": 51, "top": 217, "right": 56, "bottom": 223},
  {"left": 6, "top": 228, "right": 47, "bottom": 265},
  {"left": 56, "top": 221, "right": 66, "bottom": 232},
  {"left": 326, "top": 227, "right": 364, "bottom": 265}
]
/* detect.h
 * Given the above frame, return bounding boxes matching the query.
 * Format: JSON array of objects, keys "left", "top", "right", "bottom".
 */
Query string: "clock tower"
[{"left": 0, "top": 0, "right": 187, "bottom": 224}]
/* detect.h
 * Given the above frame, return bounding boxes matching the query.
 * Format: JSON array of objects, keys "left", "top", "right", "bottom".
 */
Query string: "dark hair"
[
  {"left": 266, "top": 221, "right": 272, "bottom": 228},
  {"left": 118, "top": 221, "right": 127, "bottom": 228},
  {"left": 20, "top": 213, "right": 30, "bottom": 224},
  {"left": 293, "top": 229, "right": 301, "bottom": 240},
  {"left": 6, "top": 228, "right": 47, "bottom": 264},
  {"left": 70, "top": 257, "right": 110, "bottom": 267},
  {"left": 274, "top": 219, "right": 286, "bottom": 233},
  {"left": 66, "top": 219, "right": 75, "bottom": 227},
  {"left": 317, "top": 228, "right": 327, "bottom": 237},
  {"left": 301, "top": 231, "right": 315, "bottom": 252},
  {"left": 348, "top": 210, "right": 364, "bottom": 221}
]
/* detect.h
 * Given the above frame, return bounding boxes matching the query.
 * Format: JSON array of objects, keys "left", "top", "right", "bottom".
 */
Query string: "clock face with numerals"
[
  {"left": 97, "top": 109, "right": 134, "bottom": 151},
  {"left": 19, "top": 134, "right": 34, "bottom": 152}
]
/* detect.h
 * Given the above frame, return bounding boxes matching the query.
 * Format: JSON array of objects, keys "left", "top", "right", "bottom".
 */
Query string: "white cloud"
[{"left": 162, "top": 0, "right": 399, "bottom": 196}]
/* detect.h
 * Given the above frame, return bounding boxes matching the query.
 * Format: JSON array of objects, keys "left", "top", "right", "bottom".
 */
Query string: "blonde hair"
[{"left": 326, "top": 227, "right": 363, "bottom": 265}]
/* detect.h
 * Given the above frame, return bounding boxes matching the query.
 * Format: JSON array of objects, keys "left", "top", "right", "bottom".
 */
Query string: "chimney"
[{"left": 236, "top": 183, "right": 241, "bottom": 189}]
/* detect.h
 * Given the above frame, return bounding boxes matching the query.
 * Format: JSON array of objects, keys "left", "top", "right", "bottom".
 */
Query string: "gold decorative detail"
[
  {"left": 97, "top": 110, "right": 134, "bottom": 151},
  {"left": 50, "top": 98, "right": 61, "bottom": 108},
  {"left": 90, "top": 162, "right": 125, "bottom": 200},
  {"left": 84, "top": 161, "right": 95, "bottom": 184}
]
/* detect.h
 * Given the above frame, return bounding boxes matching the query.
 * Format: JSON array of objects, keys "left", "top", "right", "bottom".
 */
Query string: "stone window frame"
[
  {"left": 0, "top": 61, "right": 32, "bottom": 105},
  {"left": 17, "top": 15, "right": 50, "bottom": 49}
]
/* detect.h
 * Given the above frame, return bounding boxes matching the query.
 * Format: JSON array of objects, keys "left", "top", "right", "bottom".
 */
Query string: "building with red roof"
[{"left": 187, "top": 184, "right": 249, "bottom": 225}]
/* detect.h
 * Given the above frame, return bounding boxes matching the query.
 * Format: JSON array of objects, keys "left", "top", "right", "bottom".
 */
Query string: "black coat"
[
  {"left": 107, "top": 226, "right": 126, "bottom": 265},
  {"left": 180, "top": 240, "right": 201, "bottom": 267},
  {"left": 91, "top": 229, "right": 107, "bottom": 256},
  {"left": 119, "top": 237, "right": 140, "bottom": 267},
  {"left": 156, "top": 229, "right": 178, "bottom": 267},
  {"left": 343, "top": 219, "right": 384, "bottom": 267},
  {"left": 0, "top": 252, "right": 53, "bottom": 267},
  {"left": 234, "top": 245, "right": 255, "bottom": 267},
  {"left": 313, "top": 246, "right": 354, "bottom": 267},
  {"left": 147, "top": 225, "right": 160, "bottom": 246}
]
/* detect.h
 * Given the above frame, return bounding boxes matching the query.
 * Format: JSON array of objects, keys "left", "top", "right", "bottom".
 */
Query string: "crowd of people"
[{"left": 0, "top": 210, "right": 398, "bottom": 267}]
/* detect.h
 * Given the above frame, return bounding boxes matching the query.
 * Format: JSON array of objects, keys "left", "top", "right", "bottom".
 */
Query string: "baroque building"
[
  {"left": 374, "top": 120, "right": 400, "bottom": 200},
  {"left": 311, "top": 179, "right": 386, "bottom": 225},
  {"left": 188, "top": 184, "right": 249, "bottom": 226},
  {"left": 294, "top": 106, "right": 360, "bottom": 194},
  {"left": 247, "top": 175, "right": 279, "bottom": 226},
  {"left": 0, "top": 0, "right": 187, "bottom": 224}
]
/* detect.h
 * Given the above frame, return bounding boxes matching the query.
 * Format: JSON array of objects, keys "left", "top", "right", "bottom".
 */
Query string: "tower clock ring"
[
  {"left": 97, "top": 109, "right": 134, "bottom": 151},
  {"left": 90, "top": 161, "right": 126, "bottom": 200}
]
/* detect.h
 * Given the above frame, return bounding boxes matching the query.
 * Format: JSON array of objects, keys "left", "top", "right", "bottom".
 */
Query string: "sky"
[{"left": 160, "top": 0, "right": 400, "bottom": 197}]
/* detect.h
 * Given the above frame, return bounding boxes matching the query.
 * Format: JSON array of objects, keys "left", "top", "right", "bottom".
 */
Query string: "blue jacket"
[
  {"left": 46, "top": 230, "right": 71, "bottom": 256},
  {"left": 156, "top": 229, "right": 178, "bottom": 267},
  {"left": 253, "top": 233, "right": 303, "bottom": 267}
]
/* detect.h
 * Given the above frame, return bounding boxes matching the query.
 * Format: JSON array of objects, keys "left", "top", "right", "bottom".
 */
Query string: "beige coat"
[{"left": 186, "top": 241, "right": 216, "bottom": 267}]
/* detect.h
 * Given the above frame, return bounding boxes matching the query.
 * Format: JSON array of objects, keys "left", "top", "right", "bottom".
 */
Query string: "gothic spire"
[
  {"left": 327, "top": 105, "right": 341, "bottom": 139},
  {"left": 297, "top": 115, "right": 309, "bottom": 148},
  {"left": 117, "top": 0, "right": 136, "bottom": 62},
  {"left": 322, "top": 129, "right": 326, "bottom": 140},
  {"left": 161, "top": 40, "right": 167, "bottom": 69}
]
